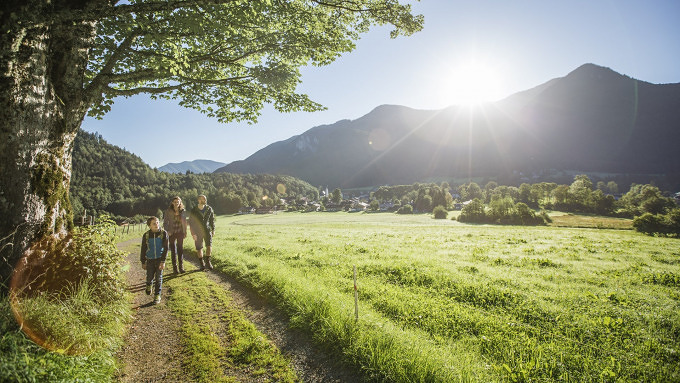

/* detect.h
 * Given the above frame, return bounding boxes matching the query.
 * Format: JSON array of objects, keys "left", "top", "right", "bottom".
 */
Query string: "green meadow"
[{"left": 207, "top": 212, "right": 679, "bottom": 382}]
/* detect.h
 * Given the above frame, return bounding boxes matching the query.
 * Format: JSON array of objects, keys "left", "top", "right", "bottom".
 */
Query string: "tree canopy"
[{"left": 82, "top": 0, "right": 423, "bottom": 121}]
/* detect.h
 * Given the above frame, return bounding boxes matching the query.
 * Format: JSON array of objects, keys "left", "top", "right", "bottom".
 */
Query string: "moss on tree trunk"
[{"left": 0, "top": 2, "right": 94, "bottom": 287}]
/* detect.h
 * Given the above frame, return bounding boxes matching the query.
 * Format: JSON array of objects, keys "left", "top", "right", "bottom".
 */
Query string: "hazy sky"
[{"left": 82, "top": 1, "right": 680, "bottom": 168}]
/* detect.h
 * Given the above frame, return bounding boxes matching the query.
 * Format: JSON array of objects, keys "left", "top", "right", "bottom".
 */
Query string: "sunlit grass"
[
  {"left": 164, "top": 256, "right": 299, "bottom": 383},
  {"left": 11, "top": 281, "right": 130, "bottom": 355},
  {"left": 210, "top": 211, "right": 680, "bottom": 382},
  {"left": 1, "top": 219, "right": 131, "bottom": 382},
  {"left": 0, "top": 285, "right": 128, "bottom": 382}
]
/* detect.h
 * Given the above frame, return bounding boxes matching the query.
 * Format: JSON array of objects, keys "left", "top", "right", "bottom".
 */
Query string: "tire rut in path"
[{"left": 115, "top": 240, "right": 184, "bottom": 383}]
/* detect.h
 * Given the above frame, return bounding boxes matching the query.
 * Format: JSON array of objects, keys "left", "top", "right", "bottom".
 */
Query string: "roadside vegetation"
[
  {"left": 167, "top": 263, "right": 299, "bottom": 382},
  {"left": 209, "top": 212, "right": 680, "bottom": 382},
  {"left": 0, "top": 225, "right": 299, "bottom": 382},
  {"left": 0, "top": 218, "right": 130, "bottom": 382}
]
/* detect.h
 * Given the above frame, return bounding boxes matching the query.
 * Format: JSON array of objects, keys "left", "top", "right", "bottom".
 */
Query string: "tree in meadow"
[
  {"left": 620, "top": 184, "right": 676, "bottom": 216},
  {"left": 0, "top": 0, "right": 423, "bottom": 284},
  {"left": 457, "top": 198, "right": 486, "bottom": 223},
  {"left": 331, "top": 188, "right": 343, "bottom": 204}
]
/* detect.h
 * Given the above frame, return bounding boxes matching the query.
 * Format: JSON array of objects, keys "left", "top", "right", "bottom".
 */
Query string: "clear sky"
[{"left": 81, "top": 1, "right": 680, "bottom": 169}]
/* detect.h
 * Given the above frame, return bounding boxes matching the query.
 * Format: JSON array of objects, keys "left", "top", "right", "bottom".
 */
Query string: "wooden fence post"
[{"left": 353, "top": 265, "right": 359, "bottom": 321}]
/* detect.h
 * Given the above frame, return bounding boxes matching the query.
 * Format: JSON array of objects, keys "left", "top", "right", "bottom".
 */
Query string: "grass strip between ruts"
[{"left": 164, "top": 258, "right": 299, "bottom": 383}]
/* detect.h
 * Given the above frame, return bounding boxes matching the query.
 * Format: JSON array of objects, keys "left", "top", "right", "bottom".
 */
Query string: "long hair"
[{"left": 169, "top": 196, "right": 185, "bottom": 212}]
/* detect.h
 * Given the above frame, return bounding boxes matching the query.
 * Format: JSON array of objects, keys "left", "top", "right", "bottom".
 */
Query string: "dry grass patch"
[{"left": 548, "top": 213, "right": 633, "bottom": 229}]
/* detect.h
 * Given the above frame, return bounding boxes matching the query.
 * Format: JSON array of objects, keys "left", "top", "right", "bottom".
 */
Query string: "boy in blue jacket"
[{"left": 140, "top": 216, "right": 169, "bottom": 304}]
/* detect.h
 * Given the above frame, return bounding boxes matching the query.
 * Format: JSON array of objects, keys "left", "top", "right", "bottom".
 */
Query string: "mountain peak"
[
  {"left": 159, "top": 159, "right": 226, "bottom": 174},
  {"left": 566, "top": 63, "right": 636, "bottom": 83},
  {"left": 573, "top": 63, "right": 609, "bottom": 72}
]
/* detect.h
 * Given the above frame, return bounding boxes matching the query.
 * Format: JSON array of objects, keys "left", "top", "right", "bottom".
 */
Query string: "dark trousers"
[
  {"left": 145, "top": 258, "right": 164, "bottom": 294},
  {"left": 169, "top": 233, "right": 184, "bottom": 262}
]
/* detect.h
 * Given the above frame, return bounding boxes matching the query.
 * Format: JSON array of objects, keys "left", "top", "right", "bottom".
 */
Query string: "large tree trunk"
[{"left": 0, "top": 2, "right": 95, "bottom": 288}]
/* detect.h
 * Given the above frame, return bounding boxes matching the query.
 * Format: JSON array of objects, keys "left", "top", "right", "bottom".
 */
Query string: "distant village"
[
  {"left": 238, "top": 186, "right": 463, "bottom": 215},
  {"left": 239, "top": 191, "right": 370, "bottom": 215}
]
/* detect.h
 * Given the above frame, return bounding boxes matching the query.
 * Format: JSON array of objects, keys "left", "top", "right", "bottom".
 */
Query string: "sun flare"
[{"left": 442, "top": 61, "right": 502, "bottom": 106}]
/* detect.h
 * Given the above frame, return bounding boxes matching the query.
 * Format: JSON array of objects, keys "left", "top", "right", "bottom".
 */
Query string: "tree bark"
[{"left": 0, "top": 2, "right": 95, "bottom": 288}]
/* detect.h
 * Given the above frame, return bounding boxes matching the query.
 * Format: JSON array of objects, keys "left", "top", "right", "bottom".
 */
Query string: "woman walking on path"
[{"left": 163, "top": 196, "right": 187, "bottom": 273}]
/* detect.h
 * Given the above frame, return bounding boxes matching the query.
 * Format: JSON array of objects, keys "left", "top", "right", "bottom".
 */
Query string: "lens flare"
[
  {"left": 368, "top": 128, "right": 391, "bottom": 151},
  {"left": 9, "top": 234, "right": 87, "bottom": 355}
]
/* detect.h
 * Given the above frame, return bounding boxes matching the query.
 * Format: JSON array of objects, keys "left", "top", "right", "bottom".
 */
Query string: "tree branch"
[
  {"left": 103, "top": 84, "right": 184, "bottom": 97},
  {"left": 83, "top": 30, "right": 140, "bottom": 106},
  {"left": 310, "top": 0, "right": 373, "bottom": 13}
]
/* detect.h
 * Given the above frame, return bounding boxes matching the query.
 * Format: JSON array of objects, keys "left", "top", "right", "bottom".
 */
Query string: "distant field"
[
  {"left": 207, "top": 212, "right": 679, "bottom": 382},
  {"left": 547, "top": 212, "right": 633, "bottom": 230}
]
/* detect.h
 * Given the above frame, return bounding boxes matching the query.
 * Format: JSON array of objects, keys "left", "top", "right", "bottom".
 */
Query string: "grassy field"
[{"left": 206, "top": 212, "right": 679, "bottom": 382}]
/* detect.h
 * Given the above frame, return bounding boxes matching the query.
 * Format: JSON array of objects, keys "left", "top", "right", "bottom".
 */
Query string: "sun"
[{"left": 442, "top": 61, "right": 502, "bottom": 106}]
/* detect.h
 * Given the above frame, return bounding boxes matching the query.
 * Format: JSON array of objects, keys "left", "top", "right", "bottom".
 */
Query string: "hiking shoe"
[
  {"left": 145, "top": 285, "right": 152, "bottom": 295},
  {"left": 153, "top": 294, "right": 161, "bottom": 304}
]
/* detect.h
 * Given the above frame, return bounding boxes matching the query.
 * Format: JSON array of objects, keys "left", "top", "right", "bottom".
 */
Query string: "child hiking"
[{"left": 140, "top": 216, "right": 169, "bottom": 304}]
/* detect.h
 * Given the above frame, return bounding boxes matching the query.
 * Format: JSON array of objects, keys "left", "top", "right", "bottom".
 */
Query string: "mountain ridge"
[
  {"left": 216, "top": 64, "right": 680, "bottom": 190},
  {"left": 159, "top": 159, "right": 226, "bottom": 174}
]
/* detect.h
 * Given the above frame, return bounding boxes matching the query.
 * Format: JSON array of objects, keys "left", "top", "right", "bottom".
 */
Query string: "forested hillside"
[{"left": 70, "top": 131, "right": 319, "bottom": 221}]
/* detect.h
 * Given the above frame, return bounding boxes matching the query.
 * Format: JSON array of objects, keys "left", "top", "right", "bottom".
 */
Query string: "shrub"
[
  {"left": 539, "top": 209, "right": 552, "bottom": 223},
  {"left": 433, "top": 205, "right": 448, "bottom": 219},
  {"left": 514, "top": 203, "right": 547, "bottom": 225},
  {"left": 667, "top": 208, "right": 680, "bottom": 235},
  {"left": 6, "top": 216, "right": 130, "bottom": 359},
  {"left": 633, "top": 213, "right": 664, "bottom": 235},
  {"left": 634, "top": 208, "right": 680, "bottom": 237},
  {"left": 397, "top": 205, "right": 413, "bottom": 214},
  {"left": 458, "top": 199, "right": 486, "bottom": 223},
  {"left": 11, "top": 215, "right": 128, "bottom": 302}
]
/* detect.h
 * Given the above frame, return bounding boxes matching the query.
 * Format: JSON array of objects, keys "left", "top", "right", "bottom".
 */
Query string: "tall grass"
[
  {"left": 210, "top": 212, "right": 680, "bottom": 382},
  {"left": 1, "top": 219, "right": 131, "bottom": 381},
  {"left": 10, "top": 280, "right": 129, "bottom": 355},
  {"left": 0, "top": 286, "right": 128, "bottom": 382}
]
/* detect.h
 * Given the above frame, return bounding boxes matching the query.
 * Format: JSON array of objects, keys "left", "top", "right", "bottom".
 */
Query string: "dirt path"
[
  {"left": 115, "top": 240, "right": 362, "bottom": 382},
  {"left": 115, "top": 239, "right": 185, "bottom": 382}
]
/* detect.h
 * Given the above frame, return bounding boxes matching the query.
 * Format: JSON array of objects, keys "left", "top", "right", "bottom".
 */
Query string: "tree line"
[
  {"left": 369, "top": 176, "right": 679, "bottom": 235},
  {"left": 70, "top": 131, "right": 319, "bottom": 222}
]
